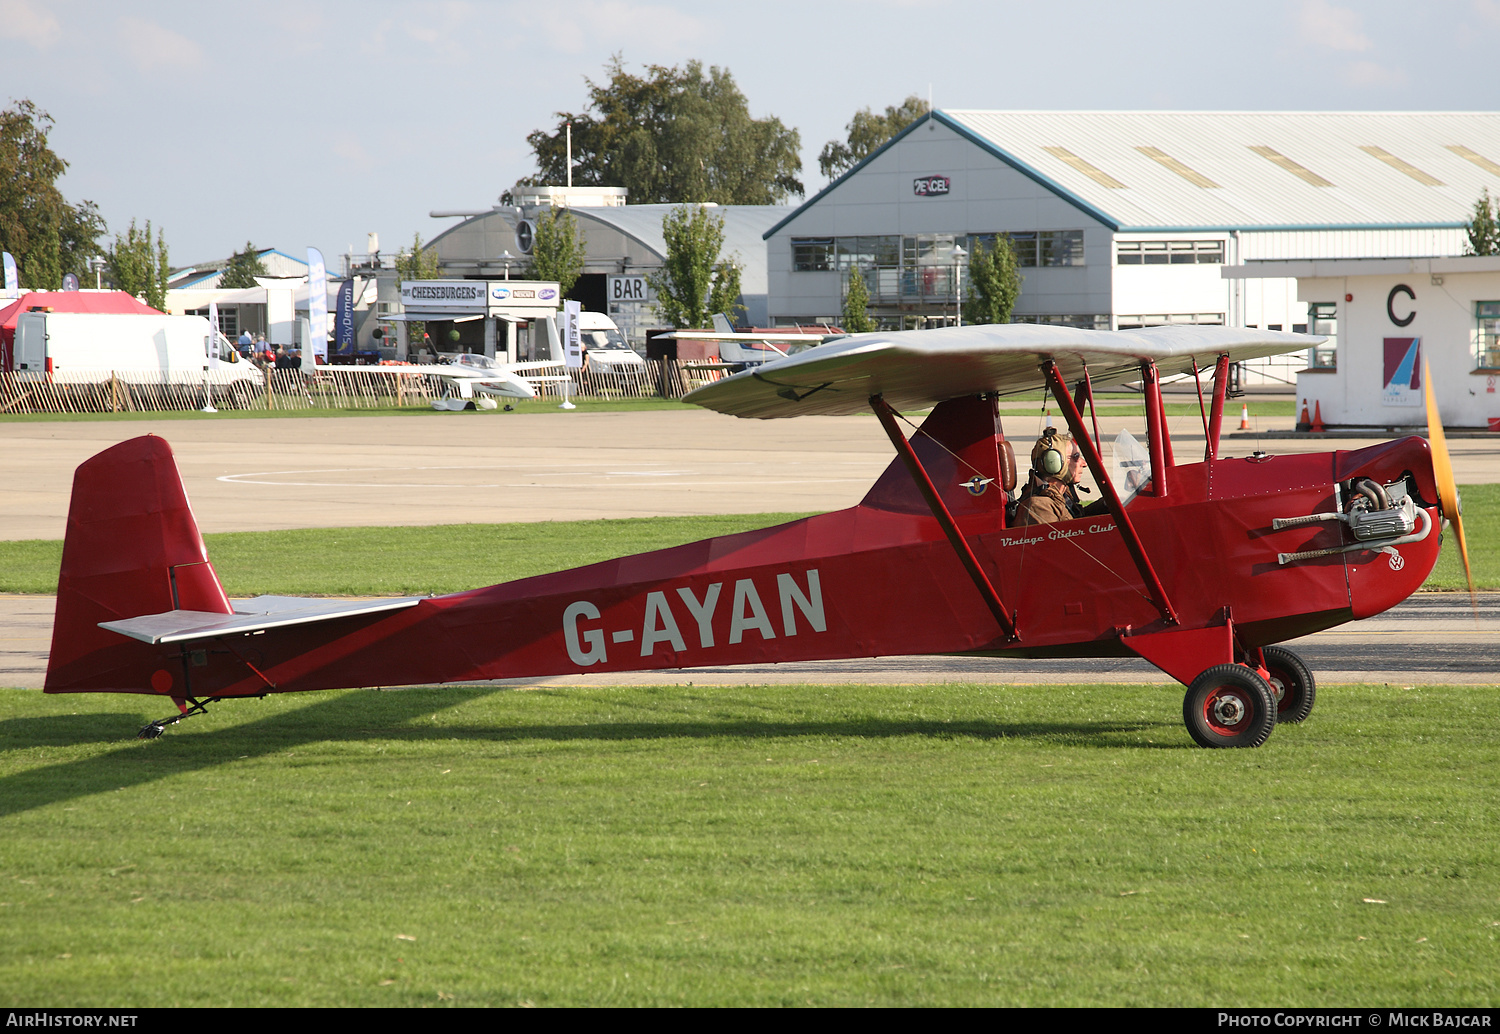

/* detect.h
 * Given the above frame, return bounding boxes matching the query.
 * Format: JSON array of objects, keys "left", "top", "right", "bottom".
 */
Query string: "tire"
[
  {"left": 1183, "top": 664, "right": 1277, "bottom": 748},
  {"left": 1262, "top": 646, "right": 1316, "bottom": 724}
]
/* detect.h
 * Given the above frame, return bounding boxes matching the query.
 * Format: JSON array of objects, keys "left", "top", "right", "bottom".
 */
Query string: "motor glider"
[{"left": 42, "top": 324, "right": 1470, "bottom": 747}]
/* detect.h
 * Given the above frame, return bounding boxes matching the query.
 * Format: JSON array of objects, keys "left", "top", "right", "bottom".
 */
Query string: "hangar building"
[
  {"left": 765, "top": 110, "right": 1500, "bottom": 383},
  {"left": 424, "top": 186, "right": 786, "bottom": 346}
]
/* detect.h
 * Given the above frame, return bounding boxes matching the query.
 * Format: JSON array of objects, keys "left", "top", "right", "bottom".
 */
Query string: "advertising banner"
[
  {"left": 562, "top": 300, "right": 583, "bottom": 369},
  {"left": 401, "top": 280, "right": 488, "bottom": 310},
  {"left": 1383, "top": 337, "right": 1421, "bottom": 407},
  {"left": 307, "top": 247, "right": 328, "bottom": 363},
  {"left": 208, "top": 300, "right": 220, "bottom": 361},
  {"left": 336, "top": 280, "right": 355, "bottom": 352},
  {"left": 2, "top": 252, "right": 15, "bottom": 292}
]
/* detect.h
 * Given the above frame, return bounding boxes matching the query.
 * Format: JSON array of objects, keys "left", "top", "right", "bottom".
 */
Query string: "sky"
[{"left": 4, "top": 0, "right": 1499, "bottom": 271}]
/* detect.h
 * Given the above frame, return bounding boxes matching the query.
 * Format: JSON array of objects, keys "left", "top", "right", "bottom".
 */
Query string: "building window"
[
  {"left": 1307, "top": 303, "right": 1337, "bottom": 370},
  {"left": 792, "top": 238, "right": 834, "bottom": 271},
  {"left": 1012, "top": 313, "right": 1111, "bottom": 330},
  {"left": 1004, "top": 231, "right": 1084, "bottom": 267},
  {"left": 1476, "top": 302, "right": 1500, "bottom": 370},
  {"left": 1039, "top": 230, "right": 1085, "bottom": 267},
  {"left": 185, "top": 306, "right": 238, "bottom": 338},
  {"left": 1116, "top": 313, "right": 1225, "bottom": 330},
  {"left": 1115, "top": 239, "right": 1224, "bottom": 265},
  {"left": 796, "top": 230, "right": 1086, "bottom": 276}
]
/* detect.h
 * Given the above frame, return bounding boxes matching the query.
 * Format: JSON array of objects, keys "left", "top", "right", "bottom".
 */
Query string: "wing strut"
[
  {"left": 869, "top": 395, "right": 1018, "bottom": 641},
  {"left": 1206, "top": 353, "right": 1230, "bottom": 461},
  {"left": 1042, "top": 361, "right": 1179, "bottom": 626}
]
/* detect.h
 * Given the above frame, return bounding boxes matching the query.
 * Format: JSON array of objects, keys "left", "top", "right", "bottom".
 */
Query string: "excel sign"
[{"left": 914, "top": 175, "right": 951, "bottom": 197}]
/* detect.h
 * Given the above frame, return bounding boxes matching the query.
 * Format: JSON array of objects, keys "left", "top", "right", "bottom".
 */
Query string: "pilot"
[{"left": 1012, "top": 428, "right": 1099, "bottom": 526}]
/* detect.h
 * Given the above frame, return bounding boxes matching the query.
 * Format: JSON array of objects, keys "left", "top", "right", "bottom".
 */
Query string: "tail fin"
[
  {"left": 712, "top": 312, "right": 734, "bottom": 333},
  {"left": 860, "top": 395, "right": 1008, "bottom": 520},
  {"left": 45, "top": 435, "right": 232, "bottom": 694}
]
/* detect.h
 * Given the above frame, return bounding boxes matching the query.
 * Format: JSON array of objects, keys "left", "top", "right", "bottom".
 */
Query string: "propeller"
[{"left": 1423, "top": 360, "right": 1476, "bottom": 608}]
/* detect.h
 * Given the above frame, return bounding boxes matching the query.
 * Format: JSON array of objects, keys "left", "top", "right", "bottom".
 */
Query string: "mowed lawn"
[{"left": 0, "top": 681, "right": 1496, "bottom": 1007}]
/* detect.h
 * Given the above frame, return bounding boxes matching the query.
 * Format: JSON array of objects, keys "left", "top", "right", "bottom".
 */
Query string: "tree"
[
  {"left": 842, "top": 268, "right": 875, "bottom": 333},
  {"left": 395, "top": 233, "right": 443, "bottom": 351},
  {"left": 648, "top": 205, "right": 743, "bottom": 328},
  {"left": 528, "top": 207, "right": 585, "bottom": 296},
  {"left": 1467, "top": 189, "right": 1500, "bottom": 256},
  {"left": 107, "top": 220, "right": 168, "bottom": 310},
  {"left": 0, "top": 99, "right": 106, "bottom": 289},
  {"left": 708, "top": 254, "right": 743, "bottom": 322},
  {"left": 526, "top": 57, "right": 803, "bottom": 204},
  {"left": 395, "top": 232, "right": 441, "bottom": 281},
  {"left": 219, "top": 242, "right": 268, "bottom": 289},
  {"left": 962, "top": 237, "right": 1022, "bottom": 326},
  {"left": 818, "top": 95, "right": 930, "bottom": 179}
]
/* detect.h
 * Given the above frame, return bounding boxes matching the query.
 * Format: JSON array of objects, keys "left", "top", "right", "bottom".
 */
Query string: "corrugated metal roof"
[
  {"left": 941, "top": 111, "right": 1500, "bottom": 231},
  {"left": 574, "top": 204, "right": 788, "bottom": 293}
]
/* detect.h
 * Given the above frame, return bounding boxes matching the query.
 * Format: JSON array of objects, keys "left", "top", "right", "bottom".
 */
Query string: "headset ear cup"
[{"left": 1041, "top": 449, "right": 1064, "bottom": 476}]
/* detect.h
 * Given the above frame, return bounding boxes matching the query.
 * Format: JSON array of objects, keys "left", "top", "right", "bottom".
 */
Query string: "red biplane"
[{"left": 43, "top": 324, "right": 1471, "bottom": 747}]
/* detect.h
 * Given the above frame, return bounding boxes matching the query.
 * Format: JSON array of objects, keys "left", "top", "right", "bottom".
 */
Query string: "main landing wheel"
[
  {"left": 1183, "top": 664, "right": 1277, "bottom": 749},
  {"left": 1262, "top": 646, "right": 1316, "bottom": 724}
]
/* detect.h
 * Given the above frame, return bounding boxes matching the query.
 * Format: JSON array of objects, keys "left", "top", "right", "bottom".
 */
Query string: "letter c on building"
[{"left": 1387, "top": 283, "right": 1416, "bottom": 327}]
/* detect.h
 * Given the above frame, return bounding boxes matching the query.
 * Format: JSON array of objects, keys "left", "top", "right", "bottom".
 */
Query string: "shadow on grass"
[
  {"left": 0, "top": 713, "right": 152, "bottom": 750},
  {"left": 0, "top": 687, "right": 1185, "bottom": 819}
]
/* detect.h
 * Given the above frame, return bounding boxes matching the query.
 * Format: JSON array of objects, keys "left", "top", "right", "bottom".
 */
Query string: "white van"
[
  {"left": 577, "top": 311, "right": 644, "bottom": 370},
  {"left": 13, "top": 311, "right": 264, "bottom": 406}
]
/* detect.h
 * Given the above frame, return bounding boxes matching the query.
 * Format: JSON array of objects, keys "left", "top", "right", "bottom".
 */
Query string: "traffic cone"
[
  {"left": 1238, "top": 403, "right": 1251, "bottom": 430},
  {"left": 1298, "top": 398, "right": 1311, "bottom": 431},
  {"left": 1310, "top": 400, "right": 1326, "bottom": 433}
]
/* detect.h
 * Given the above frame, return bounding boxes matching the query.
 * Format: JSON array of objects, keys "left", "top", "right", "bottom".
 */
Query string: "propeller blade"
[{"left": 1423, "top": 361, "right": 1476, "bottom": 608}]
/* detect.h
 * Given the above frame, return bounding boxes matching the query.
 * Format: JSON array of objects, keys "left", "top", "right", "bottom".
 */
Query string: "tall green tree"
[
  {"left": 1467, "top": 189, "right": 1500, "bottom": 256},
  {"left": 219, "top": 242, "right": 268, "bottom": 289},
  {"left": 107, "top": 220, "right": 169, "bottom": 310},
  {"left": 528, "top": 207, "right": 585, "bottom": 296},
  {"left": 962, "top": 237, "right": 1022, "bottom": 326},
  {"left": 526, "top": 57, "right": 803, "bottom": 204},
  {"left": 842, "top": 268, "right": 875, "bottom": 333},
  {"left": 396, "top": 233, "right": 443, "bottom": 351},
  {"left": 0, "top": 99, "right": 106, "bottom": 290},
  {"left": 818, "top": 95, "right": 930, "bottom": 179},
  {"left": 648, "top": 205, "right": 743, "bottom": 328},
  {"left": 708, "top": 254, "right": 743, "bottom": 322}
]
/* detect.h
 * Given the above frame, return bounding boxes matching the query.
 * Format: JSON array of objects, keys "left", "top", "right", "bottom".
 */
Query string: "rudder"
[{"left": 45, "top": 435, "right": 232, "bottom": 694}]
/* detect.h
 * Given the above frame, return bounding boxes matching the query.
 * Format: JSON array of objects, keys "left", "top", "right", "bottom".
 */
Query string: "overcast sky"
[{"left": 4, "top": 0, "right": 1498, "bottom": 270}]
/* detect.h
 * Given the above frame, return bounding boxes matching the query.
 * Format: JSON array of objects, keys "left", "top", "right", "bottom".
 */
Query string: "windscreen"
[
  {"left": 585, "top": 329, "right": 629, "bottom": 350},
  {"left": 1110, "top": 428, "right": 1151, "bottom": 506}
]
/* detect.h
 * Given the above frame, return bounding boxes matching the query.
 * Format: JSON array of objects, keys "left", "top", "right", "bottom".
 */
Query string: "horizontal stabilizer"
[{"left": 100, "top": 595, "right": 424, "bottom": 645}]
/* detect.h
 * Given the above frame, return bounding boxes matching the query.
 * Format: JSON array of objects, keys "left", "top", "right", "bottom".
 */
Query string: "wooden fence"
[{"left": 0, "top": 360, "right": 736, "bottom": 416}]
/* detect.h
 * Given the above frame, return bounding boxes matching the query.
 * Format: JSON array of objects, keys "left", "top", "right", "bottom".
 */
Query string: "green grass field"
[
  {"left": 1, "top": 682, "right": 1495, "bottom": 1006},
  {"left": 2, "top": 469, "right": 1493, "bottom": 1005}
]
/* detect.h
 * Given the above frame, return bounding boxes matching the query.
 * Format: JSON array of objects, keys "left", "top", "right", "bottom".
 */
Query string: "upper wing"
[
  {"left": 659, "top": 331, "right": 837, "bottom": 343},
  {"left": 681, "top": 323, "right": 1322, "bottom": 419}
]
